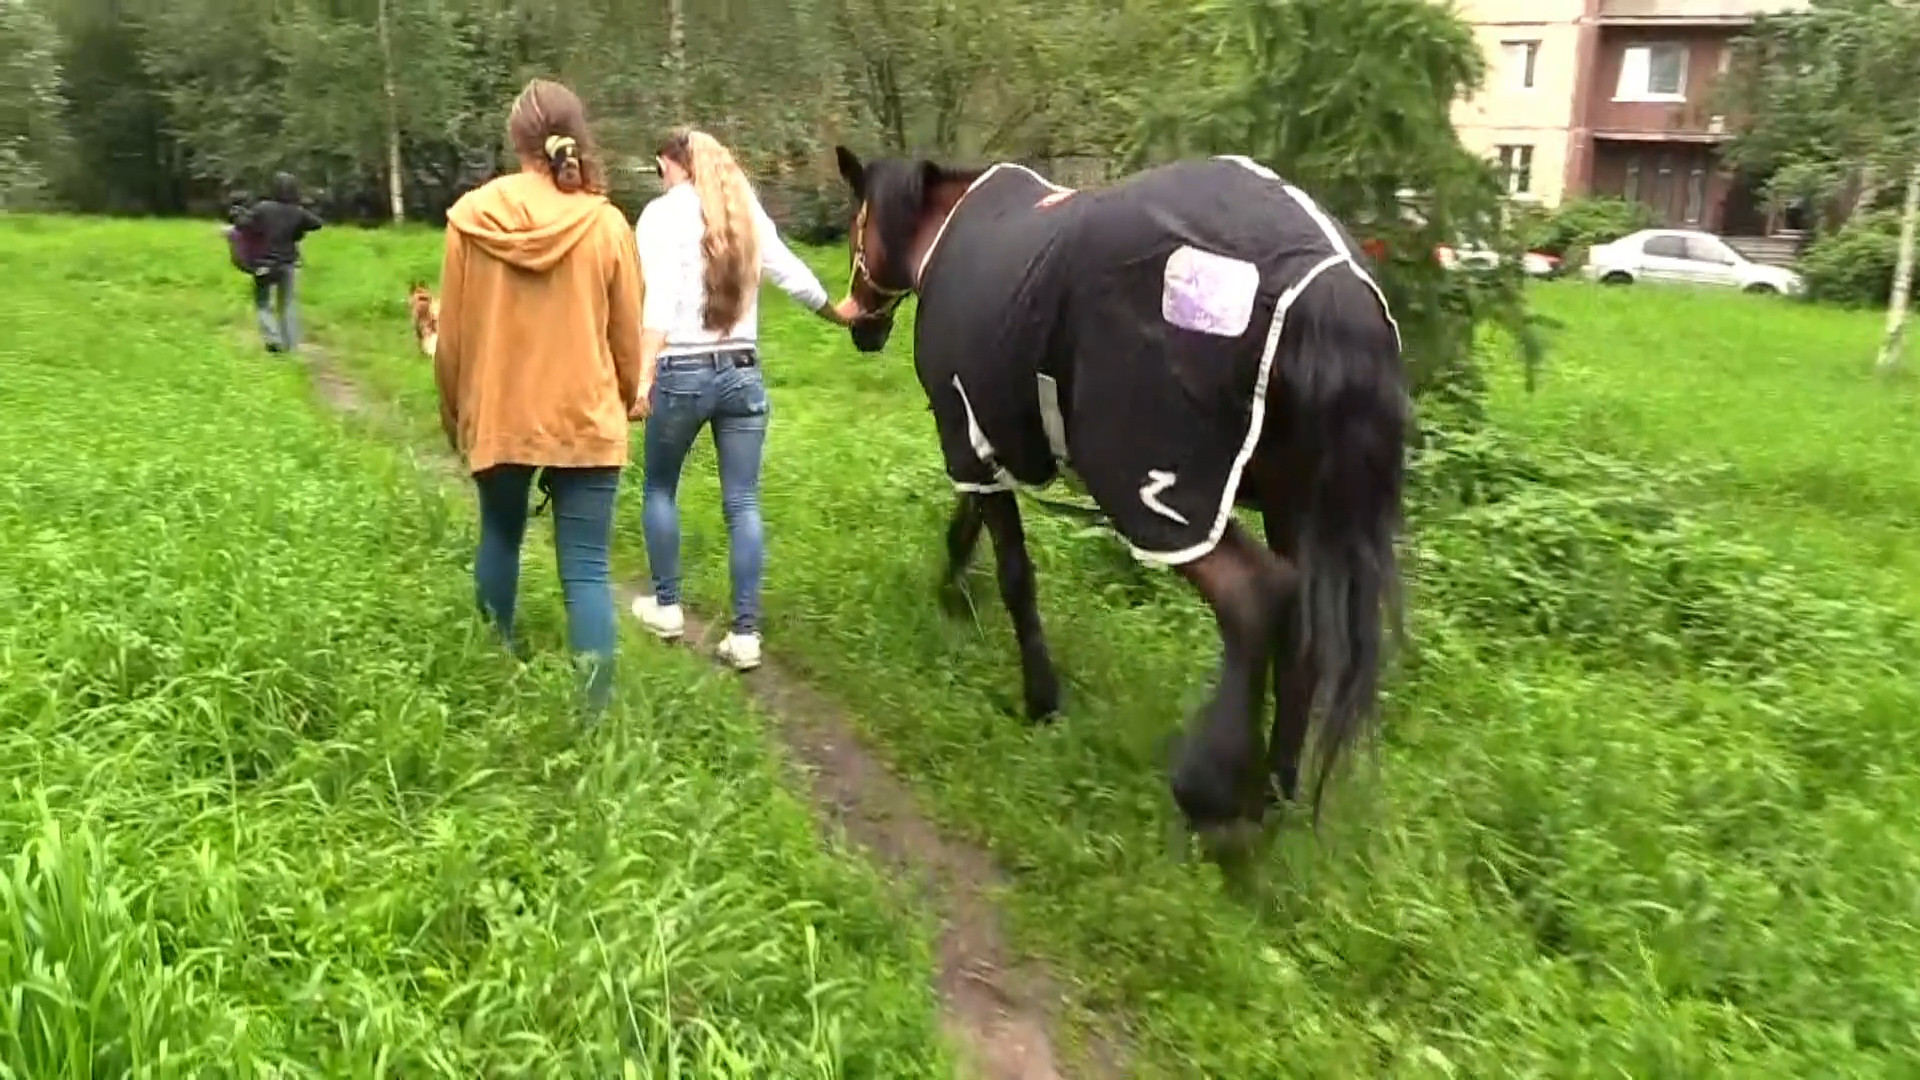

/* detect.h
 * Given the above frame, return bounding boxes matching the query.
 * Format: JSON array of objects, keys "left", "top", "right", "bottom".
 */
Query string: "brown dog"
[{"left": 407, "top": 281, "right": 440, "bottom": 357}]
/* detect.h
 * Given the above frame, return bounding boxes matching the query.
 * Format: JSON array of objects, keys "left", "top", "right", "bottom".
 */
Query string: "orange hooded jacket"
[{"left": 434, "top": 170, "right": 644, "bottom": 474}]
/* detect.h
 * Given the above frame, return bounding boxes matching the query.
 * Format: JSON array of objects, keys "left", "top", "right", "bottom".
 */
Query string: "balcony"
[{"left": 1597, "top": 0, "right": 1810, "bottom": 25}]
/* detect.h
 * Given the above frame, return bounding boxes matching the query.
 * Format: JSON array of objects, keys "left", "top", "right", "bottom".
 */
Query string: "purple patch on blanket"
[{"left": 1161, "top": 244, "right": 1260, "bottom": 338}]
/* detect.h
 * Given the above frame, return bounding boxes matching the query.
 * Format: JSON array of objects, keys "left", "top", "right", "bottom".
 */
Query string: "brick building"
[{"left": 1449, "top": 0, "right": 1810, "bottom": 238}]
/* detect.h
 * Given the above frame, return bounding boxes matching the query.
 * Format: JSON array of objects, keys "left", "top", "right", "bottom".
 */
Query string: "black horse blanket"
[{"left": 912, "top": 155, "right": 1396, "bottom": 565}]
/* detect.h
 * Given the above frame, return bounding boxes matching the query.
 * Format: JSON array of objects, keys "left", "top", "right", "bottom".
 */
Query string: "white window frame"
[
  {"left": 1615, "top": 42, "right": 1688, "bottom": 103},
  {"left": 1501, "top": 39, "right": 1541, "bottom": 92},
  {"left": 1496, "top": 144, "right": 1534, "bottom": 196}
]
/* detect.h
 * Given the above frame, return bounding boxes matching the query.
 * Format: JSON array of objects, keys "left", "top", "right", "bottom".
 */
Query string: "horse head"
[{"left": 834, "top": 146, "right": 982, "bottom": 354}]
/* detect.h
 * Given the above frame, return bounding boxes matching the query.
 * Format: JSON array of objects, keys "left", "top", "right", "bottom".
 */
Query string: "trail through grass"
[{"left": 0, "top": 216, "right": 951, "bottom": 1078}]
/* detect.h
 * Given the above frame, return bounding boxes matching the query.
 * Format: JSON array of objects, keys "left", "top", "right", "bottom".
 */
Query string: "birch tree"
[{"left": 1724, "top": 0, "right": 1920, "bottom": 372}]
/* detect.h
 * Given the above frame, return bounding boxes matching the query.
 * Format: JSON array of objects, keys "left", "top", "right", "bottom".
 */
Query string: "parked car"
[
  {"left": 1355, "top": 236, "right": 1564, "bottom": 279},
  {"left": 1584, "top": 228, "right": 1804, "bottom": 296},
  {"left": 1436, "top": 243, "right": 1564, "bottom": 279}
]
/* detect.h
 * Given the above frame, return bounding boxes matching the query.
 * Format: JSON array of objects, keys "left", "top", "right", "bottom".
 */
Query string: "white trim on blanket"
[
  {"left": 949, "top": 375, "right": 1018, "bottom": 494},
  {"left": 1036, "top": 374, "right": 1069, "bottom": 465},
  {"left": 915, "top": 163, "right": 1073, "bottom": 286}
]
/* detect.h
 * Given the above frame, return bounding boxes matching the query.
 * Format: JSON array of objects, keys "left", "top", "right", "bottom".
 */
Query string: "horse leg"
[
  {"left": 979, "top": 490, "right": 1061, "bottom": 721},
  {"left": 1169, "top": 522, "right": 1296, "bottom": 829},
  {"left": 1261, "top": 502, "right": 1317, "bottom": 818},
  {"left": 938, "top": 491, "right": 985, "bottom": 617}
]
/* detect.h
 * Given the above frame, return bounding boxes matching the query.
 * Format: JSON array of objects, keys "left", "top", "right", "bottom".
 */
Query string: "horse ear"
[
  {"left": 918, "top": 161, "right": 944, "bottom": 199},
  {"left": 834, "top": 145, "right": 864, "bottom": 193}
]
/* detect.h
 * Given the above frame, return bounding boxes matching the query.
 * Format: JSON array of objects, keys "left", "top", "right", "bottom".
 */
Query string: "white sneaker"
[
  {"left": 716, "top": 632, "right": 762, "bottom": 672},
  {"left": 630, "top": 595, "right": 685, "bottom": 640}
]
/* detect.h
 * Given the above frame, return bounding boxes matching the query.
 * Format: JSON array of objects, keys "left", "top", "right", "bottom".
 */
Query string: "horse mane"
[{"left": 864, "top": 157, "right": 990, "bottom": 276}]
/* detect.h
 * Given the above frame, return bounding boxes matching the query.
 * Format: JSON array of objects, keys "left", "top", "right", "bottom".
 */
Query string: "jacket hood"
[{"left": 447, "top": 172, "right": 610, "bottom": 273}]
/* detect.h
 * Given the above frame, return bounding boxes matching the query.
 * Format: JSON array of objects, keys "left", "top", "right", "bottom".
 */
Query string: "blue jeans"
[
  {"left": 473, "top": 464, "right": 621, "bottom": 713},
  {"left": 253, "top": 266, "right": 299, "bottom": 352},
  {"left": 642, "top": 351, "right": 770, "bottom": 634}
]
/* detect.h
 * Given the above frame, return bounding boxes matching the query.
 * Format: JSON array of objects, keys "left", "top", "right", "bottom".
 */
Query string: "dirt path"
[{"left": 295, "top": 349, "right": 1127, "bottom": 1080}]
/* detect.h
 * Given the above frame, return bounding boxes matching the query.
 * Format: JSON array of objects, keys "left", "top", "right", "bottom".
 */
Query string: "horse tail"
[{"left": 1273, "top": 259, "right": 1409, "bottom": 819}]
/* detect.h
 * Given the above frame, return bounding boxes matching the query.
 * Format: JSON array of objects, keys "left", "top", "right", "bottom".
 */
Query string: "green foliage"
[
  {"left": 1522, "top": 197, "right": 1658, "bottom": 265},
  {"left": 1721, "top": 0, "right": 1920, "bottom": 229},
  {"left": 1126, "top": 0, "right": 1543, "bottom": 395},
  {"left": 0, "top": 216, "right": 951, "bottom": 1078},
  {"left": 299, "top": 225, "right": 1920, "bottom": 1076},
  {"left": 0, "top": 0, "right": 65, "bottom": 209},
  {"left": 12, "top": 208, "right": 1920, "bottom": 1078},
  {"left": 1797, "top": 209, "right": 1910, "bottom": 307},
  {"left": 48, "top": 7, "right": 193, "bottom": 214},
  {"left": 18, "top": 0, "right": 1164, "bottom": 227},
  {"left": 1412, "top": 411, "right": 1917, "bottom": 678}
]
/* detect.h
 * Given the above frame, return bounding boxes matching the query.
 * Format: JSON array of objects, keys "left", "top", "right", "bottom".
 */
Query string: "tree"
[
  {"left": 0, "top": 0, "right": 66, "bottom": 209},
  {"left": 1722, "top": 0, "right": 1920, "bottom": 372}
]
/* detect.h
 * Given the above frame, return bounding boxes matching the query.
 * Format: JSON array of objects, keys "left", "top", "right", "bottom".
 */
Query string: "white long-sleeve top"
[{"left": 634, "top": 181, "right": 831, "bottom": 356}]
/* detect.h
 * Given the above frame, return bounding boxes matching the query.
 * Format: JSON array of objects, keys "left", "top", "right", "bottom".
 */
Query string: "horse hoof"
[
  {"left": 937, "top": 576, "right": 974, "bottom": 619},
  {"left": 1252, "top": 777, "right": 1287, "bottom": 826},
  {"left": 1024, "top": 692, "right": 1061, "bottom": 724},
  {"left": 1169, "top": 740, "right": 1247, "bottom": 830},
  {"left": 1023, "top": 674, "right": 1061, "bottom": 723},
  {"left": 1194, "top": 818, "right": 1263, "bottom": 864}
]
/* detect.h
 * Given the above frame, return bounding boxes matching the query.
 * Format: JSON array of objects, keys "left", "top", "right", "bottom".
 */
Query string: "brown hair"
[
  {"left": 507, "top": 78, "right": 604, "bottom": 195},
  {"left": 658, "top": 128, "right": 761, "bottom": 333}
]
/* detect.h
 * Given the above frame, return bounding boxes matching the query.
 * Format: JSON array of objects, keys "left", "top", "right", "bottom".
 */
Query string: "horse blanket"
[{"left": 911, "top": 155, "right": 1394, "bottom": 565}]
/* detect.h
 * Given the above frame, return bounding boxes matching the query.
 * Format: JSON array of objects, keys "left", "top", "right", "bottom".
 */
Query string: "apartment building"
[{"left": 1450, "top": 0, "right": 1809, "bottom": 234}]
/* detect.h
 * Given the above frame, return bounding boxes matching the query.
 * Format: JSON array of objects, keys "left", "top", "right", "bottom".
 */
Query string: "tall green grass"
[
  {"left": 63, "top": 216, "right": 1920, "bottom": 1078},
  {"left": 0, "top": 217, "right": 951, "bottom": 1078}
]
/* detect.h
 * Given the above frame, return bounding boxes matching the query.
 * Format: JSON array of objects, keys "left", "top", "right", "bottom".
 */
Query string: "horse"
[{"left": 830, "top": 146, "right": 1410, "bottom": 839}]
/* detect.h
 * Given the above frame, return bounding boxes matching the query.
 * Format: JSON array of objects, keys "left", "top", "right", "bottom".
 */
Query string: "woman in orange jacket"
[{"left": 433, "top": 78, "right": 645, "bottom": 715}]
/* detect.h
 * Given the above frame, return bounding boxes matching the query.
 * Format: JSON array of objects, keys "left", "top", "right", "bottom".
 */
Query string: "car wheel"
[
  {"left": 1743, "top": 282, "right": 1779, "bottom": 295},
  {"left": 1600, "top": 271, "right": 1633, "bottom": 285}
]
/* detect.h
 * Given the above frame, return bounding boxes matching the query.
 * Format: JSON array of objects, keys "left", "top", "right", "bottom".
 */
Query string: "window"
[
  {"left": 1624, "top": 157, "right": 1642, "bottom": 202},
  {"left": 1501, "top": 40, "right": 1540, "bottom": 91},
  {"left": 1643, "top": 234, "right": 1687, "bottom": 259},
  {"left": 1684, "top": 235, "right": 1735, "bottom": 265},
  {"left": 1616, "top": 42, "right": 1688, "bottom": 101},
  {"left": 1496, "top": 144, "right": 1534, "bottom": 195}
]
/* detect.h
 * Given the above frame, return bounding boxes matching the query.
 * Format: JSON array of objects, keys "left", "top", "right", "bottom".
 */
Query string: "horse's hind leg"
[
  {"left": 1170, "top": 522, "right": 1296, "bottom": 829},
  {"left": 938, "top": 492, "right": 985, "bottom": 616},
  {"left": 971, "top": 491, "right": 1060, "bottom": 721},
  {"left": 1261, "top": 506, "right": 1317, "bottom": 818}
]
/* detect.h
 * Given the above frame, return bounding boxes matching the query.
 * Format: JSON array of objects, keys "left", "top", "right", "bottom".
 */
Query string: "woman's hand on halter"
[{"left": 820, "top": 296, "right": 863, "bottom": 327}]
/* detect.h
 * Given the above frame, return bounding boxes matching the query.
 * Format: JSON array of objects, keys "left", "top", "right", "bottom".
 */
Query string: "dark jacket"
[{"left": 243, "top": 199, "right": 325, "bottom": 269}]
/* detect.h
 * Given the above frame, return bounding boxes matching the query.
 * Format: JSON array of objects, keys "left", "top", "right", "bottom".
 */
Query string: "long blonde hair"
[{"left": 659, "top": 128, "right": 760, "bottom": 332}]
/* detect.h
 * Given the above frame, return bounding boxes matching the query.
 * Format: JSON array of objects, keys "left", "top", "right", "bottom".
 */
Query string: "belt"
[{"left": 661, "top": 348, "right": 758, "bottom": 369}]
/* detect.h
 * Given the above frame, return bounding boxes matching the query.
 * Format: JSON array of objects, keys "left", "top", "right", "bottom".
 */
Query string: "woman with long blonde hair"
[{"left": 628, "top": 128, "right": 857, "bottom": 671}]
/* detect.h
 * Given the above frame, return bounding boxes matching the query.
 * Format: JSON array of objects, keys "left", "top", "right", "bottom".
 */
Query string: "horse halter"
[{"left": 848, "top": 201, "right": 913, "bottom": 317}]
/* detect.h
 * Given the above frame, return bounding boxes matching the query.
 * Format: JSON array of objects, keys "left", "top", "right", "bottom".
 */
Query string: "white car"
[
  {"left": 1584, "top": 228, "right": 1803, "bottom": 296},
  {"left": 1437, "top": 243, "right": 1564, "bottom": 278}
]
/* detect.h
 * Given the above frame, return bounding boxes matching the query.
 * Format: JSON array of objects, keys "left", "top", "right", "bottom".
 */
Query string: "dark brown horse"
[{"left": 831, "top": 146, "right": 1409, "bottom": 838}]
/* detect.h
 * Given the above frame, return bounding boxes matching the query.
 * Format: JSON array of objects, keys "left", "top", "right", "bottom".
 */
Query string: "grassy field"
[
  {"left": 0, "top": 217, "right": 950, "bottom": 1078},
  {"left": 6, "top": 214, "right": 1919, "bottom": 1077}
]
